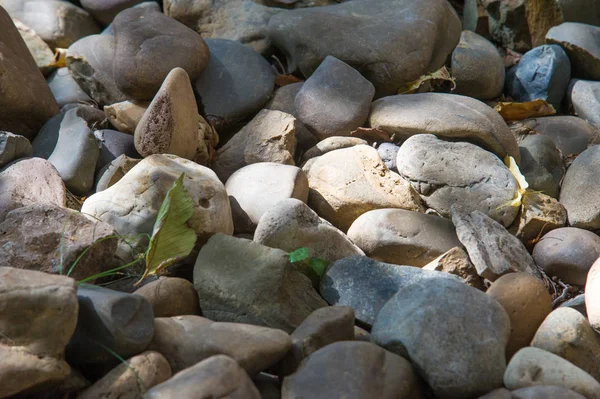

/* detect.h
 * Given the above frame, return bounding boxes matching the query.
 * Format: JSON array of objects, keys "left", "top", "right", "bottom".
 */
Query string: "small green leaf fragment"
[
  {"left": 289, "top": 247, "right": 309, "bottom": 263},
  {"left": 309, "top": 258, "right": 329, "bottom": 278}
]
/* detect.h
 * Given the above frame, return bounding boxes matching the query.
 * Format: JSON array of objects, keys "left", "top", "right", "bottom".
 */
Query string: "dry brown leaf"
[
  {"left": 494, "top": 99, "right": 556, "bottom": 121},
  {"left": 349, "top": 127, "right": 391, "bottom": 145},
  {"left": 397, "top": 66, "right": 456, "bottom": 94},
  {"left": 275, "top": 74, "right": 303, "bottom": 87}
]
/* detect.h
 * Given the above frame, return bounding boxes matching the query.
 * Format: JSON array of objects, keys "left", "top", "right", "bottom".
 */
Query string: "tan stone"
[
  {"left": 487, "top": 273, "right": 552, "bottom": 359},
  {"left": 14, "top": 20, "right": 55, "bottom": 76},
  {"left": 104, "top": 100, "right": 149, "bottom": 135},
  {"left": 423, "top": 247, "right": 484, "bottom": 290},
  {"left": 134, "top": 277, "right": 200, "bottom": 318},
  {"left": 586, "top": 257, "right": 600, "bottom": 331},
  {"left": 301, "top": 136, "right": 367, "bottom": 164},
  {"left": 302, "top": 145, "right": 424, "bottom": 231}
]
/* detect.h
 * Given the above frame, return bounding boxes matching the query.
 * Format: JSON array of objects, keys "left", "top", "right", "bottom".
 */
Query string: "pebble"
[
  {"left": 301, "top": 136, "right": 367, "bottom": 163},
  {"left": 104, "top": 100, "right": 149, "bottom": 135},
  {"left": 509, "top": 192, "right": 567, "bottom": 248},
  {"left": 95, "top": 129, "right": 140, "bottom": 171},
  {"left": 133, "top": 277, "right": 200, "bottom": 318},
  {"left": 423, "top": 246, "right": 484, "bottom": 290},
  {"left": 567, "top": 79, "right": 600, "bottom": 129}
]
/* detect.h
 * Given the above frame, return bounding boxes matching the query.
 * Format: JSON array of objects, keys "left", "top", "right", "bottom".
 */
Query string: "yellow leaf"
[
  {"left": 398, "top": 66, "right": 456, "bottom": 94},
  {"left": 52, "top": 48, "right": 67, "bottom": 68},
  {"left": 497, "top": 156, "right": 529, "bottom": 210},
  {"left": 494, "top": 99, "right": 556, "bottom": 121}
]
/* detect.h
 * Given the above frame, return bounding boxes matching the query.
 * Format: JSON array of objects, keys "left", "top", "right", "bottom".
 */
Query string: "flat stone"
[
  {"left": 0, "top": 157, "right": 66, "bottom": 222},
  {"left": 303, "top": 145, "right": 424, "bottom": 231},
  {"left": 295, "top": 56, "right": 374, "bottom": 140},
  {"left": 301, "top": 136, "right": 367, "bottom": 163},
  {"left": 254, "top": 198, "right": 364, "bottom": 262},
  {"left": 282, "top": 341, "right": 421, "bottom": 399},
  {"left": 452, "top": 30, "right": 505, "bottom": 99},
  {"left": 213, "top": 110, "right": 297, "bottom": 182},
  {"left": 194, "top": 38, "right": 274, "bottom": 129},
  {"left": 0, "top": 7, "right": 59, "bottom": 139},
  {"left": 509, "top": 192, "right": 567, "bottom": 249},
  {"left": 134, "top": 67, "right": 199, "bottom": 160},
  {"left": 193, "top": 234, "right": 327, "bottom": 333},
  {"left": 372, "top": 277, "right": 510, "bottom": 398},
  {"left": 78, "top": 351, "right": 171, "bottom": 399},
  {"left": 320, "top": 255, "right": 462, "bottom": 326},
  {"left": 546, "top": 22, "right": 600, "bottom": 80},
  {"left": 487, "top": 273, "right": 553, "bottom": 360},
  {"left": 95, "top": 129, "right": 140, "bottom": 172},
  {"left": 144, "top": 355, "right": 261, "bottom": 399},
  {"left": 0, "top": 131, "right": 32, "bottom": 167},
  {"left": 134, "top": 277, "right": 200, "bottom": 318},
  {"left": 504, "top": 347, "right": 600, "bottom": 399},
  {"left": 104, "top": 100, "right": 149, "bottom": 135},
  {"left": 505, "top": 44, "right": 571, "bottom": 109},
  {"left": 567, "top": 79, "right": 600, "bottom": 129},
  {"left": 397, "top": 135, "right": 520, "bottom": 227},
  {"left": 452, "top": 208, "right": 542, "bottom": 281},
  {"left": 47, "top": 67, "right": 94, "bottom": 108},
  {"left": 267, "top": 0, "right": 461, "bottom": 97},
  {"left": 347, "top": 209, "right": 461, "bottom": 267},
  {"left": 369, "top": 93, "right": 520, "bottom": 161},
  {"left": 149, "top": 315, "right": 291, "bottom": 374},
  {"left": 112, "top": 6, "right": 210, "bottom": 100}
]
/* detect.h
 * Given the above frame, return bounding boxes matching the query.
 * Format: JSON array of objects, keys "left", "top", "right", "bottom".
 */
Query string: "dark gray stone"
[
  {"left": 377, "top": 143, "right": 400, "bottom": 172},
  {"left": 80, "top": 0, "right": 148, "bottom": 26},
  {"left": 371, "top": 277, "right": 510, "bottom": 398},
  {"left": 568, "top": 79, "right": 600, "bottom": 129},
  {"left": 95, "top": 129, "right": 140, "bottom": 171},
  {"left": 194, "top": 39, "right": 275, "bottom": 130},
  {"left": 295, "top": 56, "right": 374, "bottom": 140},
  {"left": 267, "top": 0, "right": 461, "bottom": 97},
  {"left": 546, "top": 22, "right": 600, "bottom": 80},
  {"left": 47, "top": 67, "right": 94, "bottom": 108},
  {"left": 66, "top": 284, "right": 154, "bottom": 367},
  {"left": 505, "top": 44, "right": 571, "bottom": 109},
  {"left": 320, "top": 255, "right": 461, "bottom": 326},
  {"left": 516, "top": 133, "right": 564, "bottom": 198},
  {"left": 101, "top": 2, "right": 161, "bottom": 35},
  {"left": 0, "top": 132, "right": 32, "bottom": 167}
]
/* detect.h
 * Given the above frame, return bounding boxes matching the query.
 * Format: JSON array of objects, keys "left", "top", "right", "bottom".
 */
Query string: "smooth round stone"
[
  {"left": 585, "top": 257, "right": 600, "bottom": 331},
  {"left": 505, "top": 44, "right": 571, "bottom": 109},
  {"left": 80, "top": 0, "right": 148, "bottom": 25},
  {"left": 377, "top": 143, "right": 400, "bottom": 172},
  {"left": 546, "top": 22, "right": 600, "bottom": 80},
  {"left": 511, "top": 386, "right": 587, "bottom": 399},
  {"left": 194, "top": 39, "right": 274, "bottom": 129},
  {"left": 568, "top": 79, "right": 600, "bottom": 129},
  {"left": 302, "top": 137, "right": 368, "bottom": 163},
  {"left": 533, "top": 227, "right": 600, "bottom": 285},
  {"left": 134, "top": 277, "right": 200, "bottom": 318},
  {"left": 452, "top": 30, "right": 505, "bottom": 100},
  {"left": 560, "top": 145, "right": 600, "bottom": 229},
  {"left": 516, "top": 133, "right": 563, "bottom": 198},
  {"left": 47, "top": 68, "right": 94, "bottom": 108},
  {"left": 486, "top": 273, "right": 553, "bottom": 360}
]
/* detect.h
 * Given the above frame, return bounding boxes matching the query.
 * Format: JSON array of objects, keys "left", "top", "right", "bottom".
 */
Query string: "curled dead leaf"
[
  {"left": 275, "top": 74, "right": 303, "bottom": 87},
  {"left": 495, "top": 99, "right": 556, "bottom": 121},
  {"left": 397, "top": 66, "right": 456, "bottom": 94},
  {"left": 349, "top": 127, "right": 391, "bottom": 145}
]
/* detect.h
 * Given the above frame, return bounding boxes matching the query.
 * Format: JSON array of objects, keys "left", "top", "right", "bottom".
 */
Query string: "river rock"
[
  {"left": 194, "top": 38, "right": 275, "bottom": 129},
  {"left": 0, "top": 157, "right": 66, "bottom": 222},
  {"left": 0, "top": 131, "right": 32, "bottom": 167},
  {"left": 268, "top": 0, "right": 461, "bottom": 97},
  {"left": 568, "top": 79, "right": 600, "bottom": 129},
  {"left": 376, "top": 142, "right": 400, "bottom": 172},
  {"left": 0, "top": 267, "right": 78, "bottom": 398},
  {"left": 95, "top": 129, "right": 139, "bottom": 171},
  {"left": 511, "top": 386, "right": 587, "bottom": 399},
  {"left": 104, "top": 100, "right": 149, "bottom": 134},
  {"left": 561, "top": 294, "right": 587, "bottom": 317},
  {"left": 0, "top": 7, "right": 59, "bottom": 139},
  {"left": 509, "top": 192, "right": 567, "bottom": 248},
  {"left": 560, "top": 145, "right": 600, "bottom": 229},
  {"left": 533, "top": 227, "right": 600, "bottom": 285},
  {"left": 15, "top": 20, "right": 56, "bottom": 76},
  {"left": 303, "top": 145, "right": 424, "bottom": 231},
  {"left": 585, "top": 257, "right": 600, "bottom": 330},
  {"left": 94, "top": 154, "right": 141, "bottom": 193},
  {"left": 452, "top": 209, "right": 541, "bottom": 281},
  {"left": 81, "top": 154, "right": 233, "bottom": 257},
  {"left": 452, "top": 30, "right": 505, "bottom": 99},
  {"left": 78, "top": 351, "right": 171, "bottom": 399},
  {"left": 347, "top": 209, "right": 460, "bottom": 267},
  {"left": 149, "top": 315, "right": 291, "bottom": 374},
  {"left": 546, "top": 22, "right": 600, "bottom": 80},
  {"left": 134, "top": 67, "right": 198, "bottom": 160},
  {"left": 372, "top": 277, "right": 510, "bottom": 398},
  {"left": 531, "top": 307, "right": 600, "bottom": 381},
  {"left": 282, "top": 341, "right": 420, "bottom": 399},
  {"left": 505, "top": 44, "right": 571, "bottom": 109},
  {"left": 320, "top": 255, "right": 461, "bottom": 326},
  {"left": 80, "top": 0, "right": 147, "bottom": 25},
  {"left": 295, "top": 56, "right": 374, "bottom": 140},
  {"left": 516, "top": 132, "right": 563, "bottom": 198},
  {"left": 193, "top": 234, "right": 327, "bottom": 333},
  {"left": 302, "top": 136, "right": 367, "bottom": 163},
  {"left": 134, "top": 277, "right": 200, "bottom": 318},
  {"left": 423, "top": 247, "right": 484, "bottom": 290},
  {"left": 397, "top": 135, "right": 520, "bottom": 227},
  {"left": 504, "top": 347, "right": 600, "bottom": 398},
  {"left": 47, "top": 67, "right": 94, "bottom": 108},
  {"left": 487, "top": 273, "right": 553, "bottom": 359},
  {"left": 212, "top": 110, "right": 297, "bottom": 182},
  {"left": 254, "top": 198, "right": 364, "bottom": 262},
  {"left": 144, "top": 355, "right": 261, "bottom": 399},
  {"left": 112, "top": 6, "right": 209, "bottom": 100}
]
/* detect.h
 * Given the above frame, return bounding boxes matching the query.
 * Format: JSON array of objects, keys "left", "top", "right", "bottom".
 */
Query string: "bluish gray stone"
[
  {"left": 516, "top": 133, "right": 564, "bottom": 198},
  {"left": 95, "top": 129, "right": 140, "bottom": 172},
  {"left": 560, "top": 294, "right": 587, "bottom": 317},
  {"left": 47, "top": 67, "right": 94, "bottom": 108},
  {"left": 568, "top": 79, "right": 600, "bottom": 129},
  {"left": 505, "top": 45, "right": 571, "bottom": 109},
  {"left": 377, "top": 143, "right": 400, "bottom": 172},
  {"left": 0, "top": 132, "right": 32, "bottom": 167},
  {"left": 546, "top": 23, "right": 600, "bottom": 81}
]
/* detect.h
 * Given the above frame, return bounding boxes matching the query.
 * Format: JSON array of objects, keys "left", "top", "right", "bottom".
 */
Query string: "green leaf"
[
  {"left": 137, "top": 173, "right": 197, "bottom": 284},
  {"left": 309, "top": 258, "right": 329, "bottom": 278},
  {"left": 289, "top": 247, "right": 309, "bottom": 263}
]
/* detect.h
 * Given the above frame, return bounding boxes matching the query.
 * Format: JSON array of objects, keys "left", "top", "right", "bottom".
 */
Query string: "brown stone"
[
  {"left": 134, "top": 277, "right": 200, "bottom": 318},
  {"left": 423, "top": 247, "right": 484, "bottom": 290}
]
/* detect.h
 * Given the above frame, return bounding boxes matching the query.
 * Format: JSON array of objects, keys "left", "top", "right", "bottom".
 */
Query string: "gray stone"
[
  {"left": 194, "top": 39, "right": 274, "bottom": 129},
  {"left": 505, "top": 45, "right": 571, "bottom": 109},
  {"left": 452, "top": 209, "right": 541, "bottom": 281},
  {"left": 347, "top": 209, "right": 461, "bottom": 267},
  {"left": 67, "top": 284, "right": 154, "bottom": 366},
  {"left": 112, "top": 6, "right": 210, "bottom": 100},
  {"left": 81, "top": 0, "right": 148, "bottom": 26},
  {"left": 546, "top": 22, "right": 600, "bottom": 80},
  {"left": 512, "top": 386, "right": 587, "bottom": 399},
  {"left": 95, "top": 129, "right": 140, "bottom": 172},
  {"left": 0, "top": 267, "right": 78, "bottom": 398},
  {"left": 267, "top": 0, "right": 461, "bottom": 97},
  {"left": 47, "top": 67, "right": 94, "bottom": 108},
  {"left": 295, "top": 56, "right": 374, "bottom": 140},
  {"left": 370, "top": 93, "right": 520, "bottom": 161},
  {"left": 377, "top": 143, "right": 400, "bottom": 172},
  {"left": 320, "top": 255, "right": 462, "bottom": 326},
  {"left": 396, "top": 135, "right": 520, "bottom": 227},
  {"left": 94, "top": 154, "right": 140, "bottom": 193},
  {"left": 32, "top": 106, "right": 102, "bottom": 195},
  {"left": 282, "top": 341, "right": 421, "bottom": 399},
  {"left": 372, "top": 277, "right": 510, "bottom": 398},
  {"left": 516, "top": 132, "right": 563, "bottom": 198},
  {"left": 560, "top": 145, "right": 600, "bottom": 229},
  {"left": 560, "top": 294, "right": 587, "bottom": 317},
  {"left": 533, "top": 227, "right": 600, "bottom": 285},
  {"left": 144, "top": 355, "right": 261, "bottom": 399},
  {"left": 0, "top": 157, "right": 66, "bottom": 223},
  {"left": 568, "top": 79, "right": 600, "bottom": 129},
  {"left": 452, "top": 30, "right": 505, "bottom": 100},
  {"left": 0, "top": 131, "right": 32, "bottom": 167},
  {"left": 193, "top": 234, "right": 327, "bottom": 333},
  {"left": 148, "top": 315, "right": 291, "bottom": 374},
  {"left": 133, "top": 277, "right": 200, "bottom": 318},
  {"left": 0, "top": 7, "right": 59, "bottom": 139},
  {"left": 254, "top": 198, "right": 364, "bottom": 263},
  {"left": 101, "top": 1, "right": 161, "bottom": 35}
]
